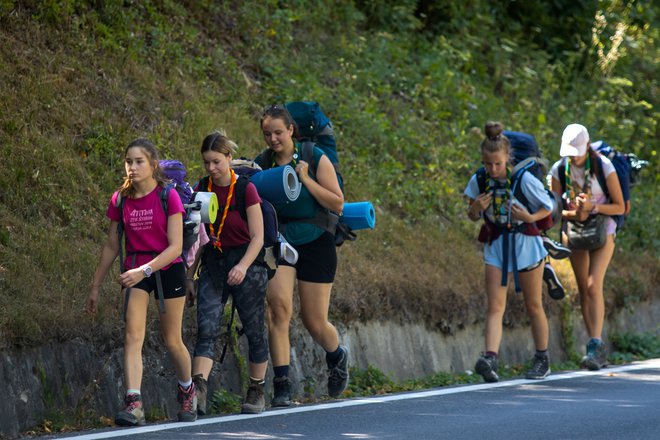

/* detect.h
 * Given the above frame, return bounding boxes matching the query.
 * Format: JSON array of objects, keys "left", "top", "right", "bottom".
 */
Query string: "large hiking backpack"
[
  {"left": 504, "top": 130, "right": 548, "bottom": 183},
  {"left": 159, "top": 160, "right": 199, "bottom": 252},
  {"left": 591, "top": 140, "right": 650, "bottom": 222},
  {"left": 197, "top": 159, "right": 281, "bottom": 279},
  {"left": 285, "top": 101, "right": 342, "bottom": 188},
  {"left": 476, "top": 131, "right": 562, "bottom": 232},
  {"left": 259, "top": 101, "right": 356, "bottom": 246}
]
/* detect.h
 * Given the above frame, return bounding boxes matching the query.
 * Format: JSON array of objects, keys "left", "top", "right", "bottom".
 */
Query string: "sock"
[
  {"left": 486, "top": 351, "right": 498, "bottom": 359},
  {"left": 249, "top": 376, "right": 265, "bottom": 385},
  {"left": 127, "top": 389, "right": 141, "bottom": 396},
  {"left": 325, "top": 346, "right": 342, "bottom": 365},
  {"left": 178, "top": 378, "right": 193, "bottom": 390},
  {"left": 273, "top": 365, "right": 289, "bottom": 379},
  {"left": 535, "top": 349, "right": 548, "bottom": 358},
  {"left": 590, "top": 337, "right": 602, "bottom": 345}
]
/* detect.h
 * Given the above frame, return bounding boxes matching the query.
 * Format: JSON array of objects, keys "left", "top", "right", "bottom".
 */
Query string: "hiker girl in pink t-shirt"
[{"left": 86, "top": 138, "right": 197, "bottom": 426}]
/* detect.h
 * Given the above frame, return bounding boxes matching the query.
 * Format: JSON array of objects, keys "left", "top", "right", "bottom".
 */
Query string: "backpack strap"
[
  {"left": 160, "top": 183, "right": 172, "bottom": 216},
  {"left": 116, "top": 193, "right": 127, "bottom": 274},
  {"left": 510, "top": 166, "right": 530, "bottom": 208},
  {"left": 233, "top": 175, "right": 249, "bottom": 221},
  {"left": 300, "top": 141, "right": 316, "bottom": 175},
  {"left": 558, "top": 157, "right": 567, "bottom": 195},
  {"left": 475, "top": 167, "right": 487, "bottom": 195},
  {"left": 593, "top": 154, "right": 609, "bottom": 199},
  {"left": 257, "top": 149, "right": 274, "bottom": 170}
]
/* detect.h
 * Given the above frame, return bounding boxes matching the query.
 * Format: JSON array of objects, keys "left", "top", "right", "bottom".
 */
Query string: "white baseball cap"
[{"left": 560, "top": 123, "right": 589, "bottom": 157}]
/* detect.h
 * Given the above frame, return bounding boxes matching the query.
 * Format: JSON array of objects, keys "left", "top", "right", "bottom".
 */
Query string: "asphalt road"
[{"left": 51, "top": 359, "right": 660, "bottom": 440}]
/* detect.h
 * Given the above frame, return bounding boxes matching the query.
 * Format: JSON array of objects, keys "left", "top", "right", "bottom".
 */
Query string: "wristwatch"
[{"left": 142, "top": 265, "right": 153, "bottom": 278}]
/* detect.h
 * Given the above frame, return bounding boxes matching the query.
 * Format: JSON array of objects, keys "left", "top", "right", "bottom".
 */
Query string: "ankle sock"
[
  {"left": 535, "top": 349, "right": 548, "bottom": 358},
  {"left": 249, "top": 377, "right": 265, "bottom": 385},
  {"left": 485, "top": 351, "right": 498, "bottom": 359},
  {"left": 178, "top": 378, "right": 193, "bottom": 390},
  {"left": 273, "top": 365, "right": 289, "bottom": 379},
  {"left": 326, "top": 346, "right": 342, "bottom": 365},
  {"left": 127, "top": 389, "right": 141, "bottom": 396}
]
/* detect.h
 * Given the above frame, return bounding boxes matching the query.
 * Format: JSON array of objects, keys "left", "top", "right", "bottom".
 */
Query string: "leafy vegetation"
[
  {"left": 610, "top": 330, "right": 660, "bottom": 362},
  {"left": 0, "top": 0, "right": 657, "bottom": 350}
]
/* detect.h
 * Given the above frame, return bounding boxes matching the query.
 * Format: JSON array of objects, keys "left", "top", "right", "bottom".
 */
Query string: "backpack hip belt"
[{"left": 279, "top": 209, "right": 339, "bottom": 235}]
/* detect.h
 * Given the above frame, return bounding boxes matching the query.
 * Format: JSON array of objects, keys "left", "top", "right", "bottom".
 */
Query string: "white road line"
[{"left": 57, "top": 358, "right": 660, "bottom": 439}]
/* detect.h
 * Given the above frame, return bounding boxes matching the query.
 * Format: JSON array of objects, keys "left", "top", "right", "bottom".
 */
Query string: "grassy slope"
[{"left": 0, "top": 1, "right": 657, "bottom": 349}]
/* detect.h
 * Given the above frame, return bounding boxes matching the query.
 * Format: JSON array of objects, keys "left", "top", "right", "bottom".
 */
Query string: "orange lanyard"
[{"left": 208, "top": 168, "right": 236, "bottom": 251}]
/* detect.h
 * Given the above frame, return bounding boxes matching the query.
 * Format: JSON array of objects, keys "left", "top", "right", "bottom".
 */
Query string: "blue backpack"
[
  {"left": 559, "top": 141, "right": 646, "bottom": 231},
  {"left": 476, "top": 131, "right": 561, "bottom": 232},
  {"left": 591, "top": 140, "right": 647, "bottom": 230},
  {"left": 591, "top": 141, "right": 630, "bottom": 230},
  {"left": 285, "top": 101, "right": 341, "bottom": 188}
]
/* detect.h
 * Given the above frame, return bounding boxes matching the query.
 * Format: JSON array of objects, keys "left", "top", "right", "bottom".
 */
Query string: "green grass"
[{"left": 0, "top": 1, "right": 658, "bottom": 351}]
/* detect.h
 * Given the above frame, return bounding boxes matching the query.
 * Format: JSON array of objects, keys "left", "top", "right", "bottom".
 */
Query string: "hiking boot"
[
  {"left": 271, "top": 376, "right": 292, "bottom": 407},
  {"left": 115, "top": 393, "right": 146, "bottom": 426},
  {"left": 177, "top": 382, "right": 197, "bottom": 422},
  {"left": 475, "top": 354, "right": 499, "bottom": 383},
  {"left": 582, "top": 339, "right": 608, "bottom": 371},
  {"left": 543, "top": 263, "right": 565, "bottom": 300},
  {"left": 192, "top": 374, "right": 208, "bottom": 416},
  {"left": 542, "top": 236, "right": 572, "bottom": 260},
  {"left": 241, "top": 379, "right": 266, "bottom": 414},
  {"left": 327, "top": 345, "right": 350, "bottom": 398},
  {"left": 525, "top": 353, "right": 551, "bottom": 380}
]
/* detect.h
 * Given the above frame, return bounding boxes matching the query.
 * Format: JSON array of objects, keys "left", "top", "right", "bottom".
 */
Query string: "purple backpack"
[{"left": 159, "top": 160, "right": 197, "bottom": 251}]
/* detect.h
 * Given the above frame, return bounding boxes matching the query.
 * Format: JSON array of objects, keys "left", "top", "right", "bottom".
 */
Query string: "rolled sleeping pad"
[
  {"left": 342, "top": 201, "right": 376, "bottom": 230},
  {"left": 189, "top": 191, "right": 219, "bottom": 224},
  {"left": 249, "top": 165, "right": 301, "bottom": 203}
]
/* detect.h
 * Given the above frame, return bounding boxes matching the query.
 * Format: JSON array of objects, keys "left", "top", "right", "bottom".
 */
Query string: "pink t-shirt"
[
  {"left": 107, "top": 186, "right": 185, "bottom": 270},
  {"left": 195, "top": 179, "right": 261, "bottom": 249}
]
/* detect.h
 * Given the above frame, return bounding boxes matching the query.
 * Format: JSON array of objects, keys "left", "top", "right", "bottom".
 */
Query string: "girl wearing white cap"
[{"left": 550, "top": 123, "right": 625, "bottom": 370}]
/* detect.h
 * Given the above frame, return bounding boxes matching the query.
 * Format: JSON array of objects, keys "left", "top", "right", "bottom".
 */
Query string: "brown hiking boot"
[
  {"left": 115, "top": 393, "right": 146, "bottom": 426},
  {"left": 192, "top": 374, "right": 208, "bottom": 416},
  {"left": 241, "top": 378, "right": 265, "bottom": 414}
]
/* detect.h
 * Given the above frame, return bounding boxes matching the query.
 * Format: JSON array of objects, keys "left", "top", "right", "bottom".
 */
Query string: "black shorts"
[
  {"left": 279, "top": 231, "right": 337, "bottom": 283},
  {"left": 132, "top": 262, "right": 186, "bottom": 299}
]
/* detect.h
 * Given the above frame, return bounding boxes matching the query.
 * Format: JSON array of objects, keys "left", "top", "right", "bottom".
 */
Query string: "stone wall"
[{"left": 1, "top": 301, "right": 659, "bottom": 439}]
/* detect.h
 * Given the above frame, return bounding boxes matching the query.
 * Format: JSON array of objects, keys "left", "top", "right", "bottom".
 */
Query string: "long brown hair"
[{"left": 118, "top": 138, "right": 167, "bottom": 198}]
